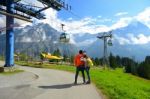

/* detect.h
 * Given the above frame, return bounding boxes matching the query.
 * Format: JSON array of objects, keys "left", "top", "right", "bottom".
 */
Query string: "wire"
[
  {"left": 21, "top": 0, "right": 82, "bottom": 20},
  {"left": 61, "top": 5, "right": 82, "bottom": 19},
  {"left": 67, "top": 10, "right": 82, "bottom": 19}
]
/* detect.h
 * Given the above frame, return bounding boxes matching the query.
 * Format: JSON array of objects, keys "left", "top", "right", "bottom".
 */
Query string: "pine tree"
[
  {"left": 138, "top": 56, "right": 150, "bottom": 79},
  {"left": 70, "top": 55, "right": 75, "bottom": 64},
  {"left": 94, "top": 57, "right": 100, "bottom": 66},
  {"left": 53, "top": 48, "right": 61, "bottom": 56},
  {"left": 116, "top": 55, "right": 122, "bottom": 67},
  {"left": 109, "top": 53, "right": 117, "bottom": 69}
]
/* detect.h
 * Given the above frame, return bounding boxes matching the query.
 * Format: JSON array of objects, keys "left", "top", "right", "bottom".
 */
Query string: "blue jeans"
[
  {"left": 85, "top": 66, "right": 90, "bottom": 82},
  {"left": 75, "top": 66, "right": 85, "bottom": 83}
]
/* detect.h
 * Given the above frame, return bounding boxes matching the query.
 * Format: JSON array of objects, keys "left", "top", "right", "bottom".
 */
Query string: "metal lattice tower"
[{"left": 97, "top": 31, "right": 112, "bottom": 66}]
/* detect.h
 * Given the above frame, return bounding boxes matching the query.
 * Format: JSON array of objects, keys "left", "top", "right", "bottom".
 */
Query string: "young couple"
[{"left": 74, "top": 50, "right": 93, "bottom": 84}]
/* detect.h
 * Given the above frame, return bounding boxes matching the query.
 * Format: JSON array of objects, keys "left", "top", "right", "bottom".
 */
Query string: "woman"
[{"left": 83, "top": 54, "right": 93, "bottom": 84}]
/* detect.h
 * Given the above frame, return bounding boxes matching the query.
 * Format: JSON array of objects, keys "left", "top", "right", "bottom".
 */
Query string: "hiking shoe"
[
  {"left": 82, "top": 82, "right": 86, "bottom": 84},
  {"left": 74, "top": 82, "right": 77, "bottom": 85},
  {"left": 86, "top": 81, "right": 91, "bottom": 84}
]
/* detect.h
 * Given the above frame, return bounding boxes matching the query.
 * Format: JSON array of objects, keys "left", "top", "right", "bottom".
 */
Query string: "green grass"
[
  {"left": 0, "top": 56, "right": 4, "bottom": 60},
  {"left": 0, "top": 69, "right": 24, "bottom": 75},
  {"left": 16, "top": 61, "right": 150, "bottom": 99},
  {"left": 16, "top": 61, "right": 75, "bottom": 71},
  {"left": 91, "top": 68, "right": 150, "bottom": 99}
]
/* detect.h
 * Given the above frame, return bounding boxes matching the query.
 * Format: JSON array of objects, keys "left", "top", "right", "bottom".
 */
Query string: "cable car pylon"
[{"left": 97, "top": 31, "right": 113, "bottom": 67}]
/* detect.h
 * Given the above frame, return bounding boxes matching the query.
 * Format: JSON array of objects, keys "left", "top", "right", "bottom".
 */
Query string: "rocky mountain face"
[{"left": 0, "top": 23, "right": 77, "bottom": 58}]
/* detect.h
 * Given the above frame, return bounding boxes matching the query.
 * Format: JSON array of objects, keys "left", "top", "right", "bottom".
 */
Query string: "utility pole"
[{"left": 97, "top": 31, "right": 112, "bottom": 67}]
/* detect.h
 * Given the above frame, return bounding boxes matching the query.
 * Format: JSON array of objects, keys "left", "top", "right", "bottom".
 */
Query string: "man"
[{"left": 74, "top": 50, "right": 85, "bottom": 84}]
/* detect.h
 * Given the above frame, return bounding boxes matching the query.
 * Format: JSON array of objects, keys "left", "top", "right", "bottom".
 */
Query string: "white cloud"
[
  {"left": 64, "top": 17, "right": 112, "bottom": 34},
  {"left": 0, "top": 1, "right": 150, "bottom": 36},
  {"left": 41, "top": 9, "right": 93, "bottom": 34},
  {"left": 14, "top": 5, "right": 147, "bottom": 35},
  {"left": 115, "top": 12, "right": 128, "bottom": 17},
  {"left": 38, "top": 7, "right": 150, "bottom": 35},
  {"left": 0, "top": 16, "right": 6, "bottom": 27},
  {"left": 39, "top": 13, "right": 111, "bottom": 34},
  {"left": 77, "top": 38, "right": 97, "bottom": 47},
  {"left": 114, "top": 35, "right": 130, "bottom": 45},
  {"left": 19, "top": 37, "right": 32, "bottom": 43},
  {"left": 110, "top": 17, "right": 132, "bottom": 29},
  {"left": 115, "top": 33, "right": 150, "bottom": 45},
  {"left": 38, "top": 11, "right": 113, "bottom": 34},
  {"left": 0, "top": 15, "right": 31, "bottom": 29},
  {"left": 21, "top": 0, "right": 43, "bottom": 7},
  {"left": 69, "top": 34, "right": 76, "bottom": 44},
  {"left": 129, "top": 34, "right": 150, "bottom": 45},
  {"left": 0, "top": 0, "right": 46, "bottom": 27},
  {"left": 40, "top": 8, "right": 61, "bottom": 30},
  {"left": 136, "top": 7, "right": 150, "bottom": 28}
]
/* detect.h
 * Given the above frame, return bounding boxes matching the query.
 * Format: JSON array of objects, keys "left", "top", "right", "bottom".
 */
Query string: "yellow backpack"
[{"left": 87, "top": 58, "right": 93, "bottom": 67}]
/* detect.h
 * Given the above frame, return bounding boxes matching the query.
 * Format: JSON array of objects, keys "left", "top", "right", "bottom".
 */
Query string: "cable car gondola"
[
  {"left": 59, "top": 24, "right": 70, "bottom": 43},
  {"left": 108, "top": 39, "right": 113, "bottom": 46},
  {"left": 59, "top": 32, "right": 70, "bottom": 43}
]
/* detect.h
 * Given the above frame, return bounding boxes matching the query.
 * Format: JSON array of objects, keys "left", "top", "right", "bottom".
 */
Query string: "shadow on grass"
[{"left": 38, "top": 83, "right": 84, "bottom": 89}]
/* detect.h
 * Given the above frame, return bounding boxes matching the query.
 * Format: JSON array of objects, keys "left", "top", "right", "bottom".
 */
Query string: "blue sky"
[
  {"left": 1, "top": 0, "right": 150, "bottom": 35},
  {"left": 58, "top": 0, "right": 150, "bottom": 20}
]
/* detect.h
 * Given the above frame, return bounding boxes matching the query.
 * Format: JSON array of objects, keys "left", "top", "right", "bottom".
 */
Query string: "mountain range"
[
  {"left": 0, "top": 21, "right": 150, "bottom": 61},
  {"left": 0, "top": 23, "right": 77, "bottom": 58},
  {"left": 72, "top": 21, "right": 150, "bottom": 61}
]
